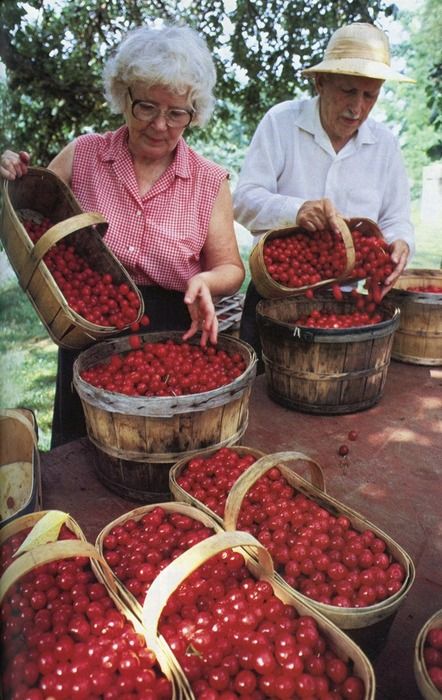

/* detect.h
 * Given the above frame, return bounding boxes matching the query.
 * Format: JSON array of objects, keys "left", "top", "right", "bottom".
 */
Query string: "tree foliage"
[
  {"left": 0, "top": 0, "right": 396, "bottom": 166},
  {"left": 379, "top": 0, "right": 442, "bottom": 196}
]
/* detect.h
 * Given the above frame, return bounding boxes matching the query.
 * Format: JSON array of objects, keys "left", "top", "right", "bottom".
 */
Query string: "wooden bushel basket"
[
  {"left": 0, "top": 409, "right": 42, "bottom": 528},
  {"left": 0, "top": 167, "right": 144, "bottom": 349},
  {"left": 256, "top": 295, "right": 400, "bottom": 414},
  {"left": 414, "top": 608, "right": 442, "bottom": 700},
  {"left": 73, "top": 332, "right": 257, "bottom": 501},
  {"left": 388, "top": 269, "right": 442, "bottom": 365}
]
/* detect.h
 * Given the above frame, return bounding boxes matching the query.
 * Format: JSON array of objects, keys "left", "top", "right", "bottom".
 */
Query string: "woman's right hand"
[{"left": 0, "top": 150, "right": 30, "bottom": 180}]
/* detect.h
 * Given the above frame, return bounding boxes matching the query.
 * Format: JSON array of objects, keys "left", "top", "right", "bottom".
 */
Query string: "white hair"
[{"left": 103, "top": 24, "right": 217, "bottom": 127}]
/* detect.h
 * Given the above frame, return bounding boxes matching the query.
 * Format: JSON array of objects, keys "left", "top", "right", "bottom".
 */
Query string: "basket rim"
[
  {"left": 72, "top": 331, "right": 257, "bottom": 416},
  {"left": 256, "top": 296, "right": 401, "bottom": 338}
]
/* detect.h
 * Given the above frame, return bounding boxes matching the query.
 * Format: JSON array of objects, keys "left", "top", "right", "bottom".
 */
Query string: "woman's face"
[
  {"left": 125, "top": 84, "right": 193, "bottom": 163},
  {"left": 315, "top": 74, "right": 383, "bottom": 152}
]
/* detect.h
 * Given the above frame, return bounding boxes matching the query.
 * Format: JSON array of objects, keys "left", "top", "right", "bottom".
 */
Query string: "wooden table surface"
[{"left": 40, "top": 360, "right": 442, "bottom": 700}]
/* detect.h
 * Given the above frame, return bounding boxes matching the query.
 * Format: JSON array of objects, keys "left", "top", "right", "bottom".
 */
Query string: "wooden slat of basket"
[{"left": 222, "top": 451, "right": 415, "bottom": 629}]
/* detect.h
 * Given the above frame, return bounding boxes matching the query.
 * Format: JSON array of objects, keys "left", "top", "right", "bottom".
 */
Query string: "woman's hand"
[
  {"left": 380, "top": 239, "right": 410, "bottom": 298},
  {"left": 182, "top": 276, "right": 218, "bottom": 346},
  {"left": 296, "top": 198, "right": 344, "bottom": 235},
  {"left": 0, "top": 150, "right": 30, "bottom": 180}
]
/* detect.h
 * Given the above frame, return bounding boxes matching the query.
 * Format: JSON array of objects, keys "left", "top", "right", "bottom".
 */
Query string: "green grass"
[
  {"left": 0, "top": 205, "right": 440, "bottom": 451},
  {"left": 0, "top": 277, "right": 58, "bottom": 450}
]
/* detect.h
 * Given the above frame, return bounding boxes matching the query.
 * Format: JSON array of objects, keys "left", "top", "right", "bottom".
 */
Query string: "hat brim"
[{"left": 302, "top": 58, "right": 415, "bottom": 83}]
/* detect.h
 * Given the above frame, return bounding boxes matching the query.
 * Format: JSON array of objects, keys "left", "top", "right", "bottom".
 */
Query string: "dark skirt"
[
  {"left": 239, "top": 280, "right": 265, "bottom": 375},
  {"left": 50, "top": 286, "right": 191, "bottom": 449}
]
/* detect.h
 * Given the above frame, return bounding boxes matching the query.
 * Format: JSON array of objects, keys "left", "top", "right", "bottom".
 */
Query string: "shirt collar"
[{"left": 101, "top": 125, "right": 191, "bottom": 178}]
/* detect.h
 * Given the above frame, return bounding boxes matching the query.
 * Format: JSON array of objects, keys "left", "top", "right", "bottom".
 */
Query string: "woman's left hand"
[
  {"left": 182, "top": 276, "right": 218, "bottom": 346},
  {"left": 380, "top": 239, "right": 410, "bottom": 298}
]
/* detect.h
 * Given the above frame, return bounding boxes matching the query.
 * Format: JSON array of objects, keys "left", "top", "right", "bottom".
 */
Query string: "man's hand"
[
  {"left": 381, "top": 239, "right": 410, "bottom": 298},
  {"left": 296, "top": 198, "right": 343, "bottom": 235}
]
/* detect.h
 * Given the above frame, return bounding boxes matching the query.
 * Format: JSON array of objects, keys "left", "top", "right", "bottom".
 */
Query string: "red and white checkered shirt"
[{"left": 71, "top": 125, "right": 228, "bottom": 289}]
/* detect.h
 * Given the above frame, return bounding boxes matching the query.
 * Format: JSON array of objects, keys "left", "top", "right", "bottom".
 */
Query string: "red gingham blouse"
[{"left": 71, "top": 126, "right": 228, "bottom": 290}]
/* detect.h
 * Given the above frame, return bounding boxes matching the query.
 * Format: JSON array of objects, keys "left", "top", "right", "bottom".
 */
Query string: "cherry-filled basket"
[
  {"left": 141, "top": 530, "right": 376, "bottom": 699},
  {"left": 387, "top": 269, "right": 442, "bottom": 365},
  {"left": 72, "top": 331, "right": 257, "bottom": 501},
  {"left": 0, "top": 510, "right": 181, "bottom": 699},
  {"left": 249, "top": 216, "right": 389, "bottom": 299},
  {"left": 1, "top": 167, "right": 144, "bottom": 349},
  {"left": 414, "top": 608, "right": 442, "bottom": 700},
  {"left": 169, "top": 445, "right": 266, "bottom": 526},
  {"left": 256, "top": 294, "right": 400, "bottom": 415},
  {"left": 169, "top": 447, "right": 415, "bottom": 633}
]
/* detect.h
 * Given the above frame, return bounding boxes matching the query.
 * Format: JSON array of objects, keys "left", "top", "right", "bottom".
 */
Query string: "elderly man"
[{"left": 233, "top": 22, "right": 415, "bottom": 368}]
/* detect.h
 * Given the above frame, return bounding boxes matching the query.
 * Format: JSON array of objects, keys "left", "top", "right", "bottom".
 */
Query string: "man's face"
[{"left": 315, "top": 74, "right": 384, "bottom": 151}]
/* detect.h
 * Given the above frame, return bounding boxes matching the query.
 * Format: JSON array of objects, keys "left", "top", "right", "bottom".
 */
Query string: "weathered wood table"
[{"left": 40, "top": 360, "right": 442, "bottom": 700}]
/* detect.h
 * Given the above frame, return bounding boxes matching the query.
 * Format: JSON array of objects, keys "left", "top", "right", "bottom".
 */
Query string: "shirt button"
[
  {"left": 128, "top": 245, "right": 135, "bottom": 253},
  {"left": 136, "top": 210, "right": 142, "bottom": 216}
]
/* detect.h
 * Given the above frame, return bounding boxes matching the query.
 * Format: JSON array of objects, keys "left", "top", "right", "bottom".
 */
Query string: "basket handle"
[
  {"left": 335, "top": 215, "right": 356, "bottom": 279},
  {"left": 141, "top": 531, "right": 274, "bottom": 653},
  {"left": 223, "top": 451, "right": 326, "bottom": 532},
  {"left": 20, "top": 211, "right": 108, "bottom": 289}
]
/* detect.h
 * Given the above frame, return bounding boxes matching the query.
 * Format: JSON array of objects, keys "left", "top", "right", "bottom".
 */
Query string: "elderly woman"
[{"left": 1, "top": 23, "right": 245, "bottom": 447}]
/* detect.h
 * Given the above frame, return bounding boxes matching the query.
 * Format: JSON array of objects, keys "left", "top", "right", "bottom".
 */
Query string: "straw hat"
[{"left": 302, "top": 23, "right": 415, "bottom": 83}]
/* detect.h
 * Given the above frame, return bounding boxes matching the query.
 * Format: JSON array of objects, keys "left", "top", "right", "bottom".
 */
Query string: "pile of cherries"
[
  {"left": 176, "top": 447, "right": 259, "bottom": 519},
  {"left": 294, "top": 305, "right": 384, "bottom": 329},
  {"left": 81, "top": 339, "right": 247, "bottom": 397},
  {"left": 406, "top": 285, "right": 442, "bottom": 293},
  {"left": 176, "top": 448, "right": 407, "bottom": 610},
  {"left": 159, "top": 548, "right": 366, "bottom": 700},
  {"left": 22, "top": 217, "right": 142, "bottom": 328},
  {"left": 263, "top": 227, "right": 393, "bottom": 292},
  {"left": 423, "top": 625, "right": 442, "bottom": 692},
  {"left": 102, "top": 507, "right": 216, "bottom": 606},
  {"left": 0, "top": 526, "right": 172, "bottom": 700}
]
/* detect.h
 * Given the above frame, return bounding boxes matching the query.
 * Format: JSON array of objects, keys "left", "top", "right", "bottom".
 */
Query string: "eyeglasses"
[{"left": 127, "top": 88, "right": 194, "bottom": 128}]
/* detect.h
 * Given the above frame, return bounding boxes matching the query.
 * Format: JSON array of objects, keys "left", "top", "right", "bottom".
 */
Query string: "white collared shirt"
[{"left": 233, "top": 96, "right": 415, "bottom": 256}]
